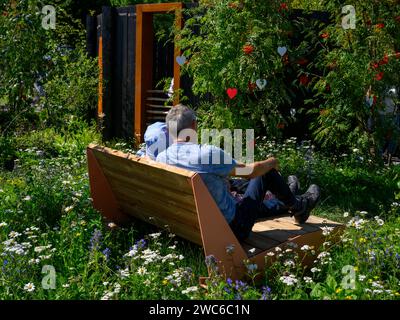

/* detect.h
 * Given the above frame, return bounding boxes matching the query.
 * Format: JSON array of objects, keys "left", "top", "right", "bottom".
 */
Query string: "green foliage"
[
  {"left": 178, "top": 0, "right": 400, "bottom": 153},
  {"left": 178, "top": 0, "right": 293, "bottom": 135},
  {"left": 305, "top": 0, "right": 400, "bottom": 152},
  {"left": 0, "top": 1, "right": 98, "bottom": 134},
  {"left": 42, "top": 45, "right": 98, "bottom": 127},
  {"left": 1, "top": 129, "right": 400, "bottom": 300}
]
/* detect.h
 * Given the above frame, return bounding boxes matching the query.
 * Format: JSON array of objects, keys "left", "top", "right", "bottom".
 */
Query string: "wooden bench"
[{"left": 87, "top": 143, "right": 344, "bottom": 280}]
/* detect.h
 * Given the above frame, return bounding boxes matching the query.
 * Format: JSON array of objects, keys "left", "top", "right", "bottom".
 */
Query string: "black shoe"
[
  {"left": 287, "top": 175, "right": 300, "bottom": 195},
  {"left": 293, "top": 184, "right": 321, "bottom": 224}
]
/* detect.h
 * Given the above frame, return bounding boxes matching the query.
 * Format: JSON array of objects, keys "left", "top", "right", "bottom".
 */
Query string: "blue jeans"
[{"left": 229, "top": 169, "right": 297, "bottom": 241}]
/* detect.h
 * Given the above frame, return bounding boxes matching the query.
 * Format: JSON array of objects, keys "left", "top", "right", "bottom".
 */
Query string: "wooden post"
[
  {"left": 100, "top": 6, "right": 113, "bottom": 140},
  {"left": 86, "top": 15, "right": 97, "bottom": 58}
]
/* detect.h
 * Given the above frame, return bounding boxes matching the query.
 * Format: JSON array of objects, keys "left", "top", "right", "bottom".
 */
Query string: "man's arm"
[{"left": 229, "top": 157, "right": 279, "bottom": 179}]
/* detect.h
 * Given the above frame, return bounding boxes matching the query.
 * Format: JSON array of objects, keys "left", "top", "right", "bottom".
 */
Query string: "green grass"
[{"left": 0, "top": 126, "right": 399, "bottom": 300}]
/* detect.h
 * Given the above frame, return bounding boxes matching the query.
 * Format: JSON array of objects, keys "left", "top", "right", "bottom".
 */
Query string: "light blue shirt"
[{"left": 156, "top": 142, "right": 238, "bottom": 223}]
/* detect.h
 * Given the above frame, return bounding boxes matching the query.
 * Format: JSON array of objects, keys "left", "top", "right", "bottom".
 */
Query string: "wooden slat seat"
[
  {"left": 87, "top": 144, "right": 344, "bottom": 280},
  {"left": 245, "top": 215, "right": 341, "bottom": 257}
]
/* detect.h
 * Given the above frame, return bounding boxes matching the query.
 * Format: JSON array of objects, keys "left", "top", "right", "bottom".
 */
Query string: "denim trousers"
[{"left": 229, "top": 169, "right": 297, "bottom": 241}]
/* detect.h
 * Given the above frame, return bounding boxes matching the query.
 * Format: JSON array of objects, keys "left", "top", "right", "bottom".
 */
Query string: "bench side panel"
[{"left": 87, "top": 144, "right": 203, "bottom": 245}]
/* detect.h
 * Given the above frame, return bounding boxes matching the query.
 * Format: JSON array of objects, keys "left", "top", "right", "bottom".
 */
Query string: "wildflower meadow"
[{"left": 1, "top": 0, "right": 400, "bottom": 305}]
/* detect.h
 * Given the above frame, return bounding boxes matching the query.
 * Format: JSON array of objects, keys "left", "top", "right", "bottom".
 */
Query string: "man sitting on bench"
[{"left": 156, "top": 104, "right": 321, "bottom": 241}]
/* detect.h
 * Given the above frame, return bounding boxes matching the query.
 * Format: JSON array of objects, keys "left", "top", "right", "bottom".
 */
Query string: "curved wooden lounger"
[{"left": 87, "top": 143, "right": 344, "bottom": 280}]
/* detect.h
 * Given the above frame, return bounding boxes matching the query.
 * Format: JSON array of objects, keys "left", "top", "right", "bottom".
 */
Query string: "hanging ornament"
[
  {"left": 277, "top": 46, "right": 287, "bottom": 56},
  {"left": 256, "top": 79, "right": 267, "bottom": 90},
  {"left": 226, "top": 88, "right": 238, "bottom": 99},
  {"left": 176, "top": 55, "right": 187, "bottom": 66}
]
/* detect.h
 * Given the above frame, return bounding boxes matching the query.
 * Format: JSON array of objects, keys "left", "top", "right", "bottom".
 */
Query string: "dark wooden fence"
[{"left": 86, "top": 4, "right": 199, "bottom": 141}]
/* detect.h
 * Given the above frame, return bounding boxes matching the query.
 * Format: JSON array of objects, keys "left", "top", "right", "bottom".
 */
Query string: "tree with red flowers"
[
  {"left": 307, "top": 0, "right": 400, "bottom": 153},
  {"left": 177, "top": 0, "right": 294, "bottom": 136}
]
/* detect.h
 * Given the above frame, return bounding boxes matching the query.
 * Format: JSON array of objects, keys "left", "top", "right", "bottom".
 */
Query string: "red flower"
[
  {"left": 248, "top": 82, "right": 257, "bottom": 92},
  {"left": 376, "top": 23, "right": 385, "bottom": 29},
  {"left": 279, "top": 3, "right": 288, "bottom": 11},
  {"left": 320, "top": 33, "right": 329, "bottom": 39},
  {"left": 375, "top": 72, "right": 384, "bottom": 81},
  {"left": 366, "top": 20, "right": 372, "bottom": 26},
  {"left": 242, "top": 44, "right": 254, "bottom": 55},
  {"left": 299, "top": 74, "right": 309, "bottom": 86},
  {"left": 277, "top": 123, "right": 285, "bottom": 129},
  {"left": 379, "top": 54, "right": 389, "bottom": 66},
  {"left": 395, "top": 52, "right": 400, "bottom": 59},
  {"left": 296, "top": 58, "right": 309, "bottom": 66},
  {"left": 371, "top": 61, "right": 379, "bottom": 70}
]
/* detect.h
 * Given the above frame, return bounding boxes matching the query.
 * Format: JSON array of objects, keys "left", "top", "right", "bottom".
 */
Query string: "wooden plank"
[
  {"left": 241, "top": 242, "right": 263, "bottom": 257},
  {"left": 86, "top": 15, "right": 97, "bottom": 58},
  {"left": 146, "top": 97, "right": 169, "bottom": 102},
  {"left": 252, "top": 222, "right": 294, "bottom": 243},
  {"left": 146, "top": 116, "right": 166, "bottom": 121},
  {"left": 260, "top": 217, "right": 319, "bottom": 234},
  {"left": 120, "top": 201, "right": 202, "bottom": 245},
  {"left": 89, "top": 145, "right": 195, "bottom": 177},
  {"left": 147, "top": 90, "right": 166, "bottom": 93},
  {"left": 146, "top": 110, "right": 168, "bottom": 115},
  {"left": 146, "top": 104, "right": 172, "bottom": 109},
  {"left": 243, "top": 232, "right": 281, "bottom": 251},
  {"left": 113, "top": 9, "right": 123, "bottom": 138},
  {"left": 100, "top": 6, "right": 113, "bottom": 140},
  {"left": 306, "top": 215, "right": 341, "bottom": 226},
  {"left": 278, "top": 216, "right": 320, "bottom": 232},
  {"left": 95, "top": 151, "right": 195, "bottom": 192},
  {"left": 125, "top": 8, "right": 135, "bottom": 140},
  {"left": 138, "top": 3, "right": 183, "bottom": 13},
  {"left": 120, "top": 9, "right": 128, "bottom": 138},
  {"left": 102, "top": 168, "right": 197, "bottom": 212},
  {"left": 134, "top": 5, "right": 144, "bottom": 141},
  {"left": 115, "top": 189, "right": 199, "bottom": 230}
]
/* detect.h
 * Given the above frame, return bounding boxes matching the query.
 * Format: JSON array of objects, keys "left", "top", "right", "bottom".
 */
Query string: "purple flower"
[
  {"left": 89, "top": 229, "right": 102, "bottom": 252},
  {"left": 205, "top": 255, "right": 218, "bottom": 271},
  {"left": 223, "top": 286, "right": 232, "bottom": 294},
  {"left": 261, "top": 286, "right": 272, "bottom": 300},
  {"left": 102, "top": 247, "right": 111, "bottom": 261},
  {"left": 135, "top": 239, "right": 147, "bottom": 249},
  {"left": 235, "top": 280, "right": 248, "bottom": 292}
]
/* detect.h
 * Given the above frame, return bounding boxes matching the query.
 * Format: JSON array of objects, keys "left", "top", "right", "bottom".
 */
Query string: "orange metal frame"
[
  {"left": 97, "top": 36, "right": 103, "bottom": 116},
  {"left": 134, "top": 3, "right": 183, "bottom": 142}
]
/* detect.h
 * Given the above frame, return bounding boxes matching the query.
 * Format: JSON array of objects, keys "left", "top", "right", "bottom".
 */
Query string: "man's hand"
[
  {"left": 230, "top": 157, "right": 279, "bottom": 179},
  {"left": 267, "top": 157, "right": 279, "bottom": 171}
]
